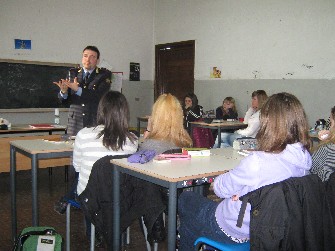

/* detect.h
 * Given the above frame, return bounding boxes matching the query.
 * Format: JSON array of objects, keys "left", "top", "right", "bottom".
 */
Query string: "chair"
[
  {"left": 194, "top": 175, "right": 335, "bottom": 251},
  {"left": 65, "top": 199, "right": 95, "bottom": 251},
  {"left": 194, "top": 237, "right": 250, "bottom": 251},
  {"left": 65, "top": 199, "right": 158, "bottom": 251}
]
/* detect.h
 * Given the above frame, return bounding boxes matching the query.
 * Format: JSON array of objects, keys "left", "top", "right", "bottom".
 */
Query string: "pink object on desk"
[
  {"left": 156, "top": 154, "right": 191, "bottom": 160},
  {"left": 29, "top": 124, "right": 54, "bottom": 129}
]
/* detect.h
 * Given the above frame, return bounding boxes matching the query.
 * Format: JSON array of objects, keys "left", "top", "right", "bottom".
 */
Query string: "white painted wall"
[
  {"left": 0, "top": 0, "right": 155, "bottom": 80},
  {"left": 0, "top": 0, "right": 155, "bottom": 127},
  {"left": 1, "top": 0, "right": 335, "bottom": 128},
  {"left": 155, "top": 0, "right": 335, "bottom": 80},
  {"left": 154, "top": 0, "right": 335, "bottom": 125}
]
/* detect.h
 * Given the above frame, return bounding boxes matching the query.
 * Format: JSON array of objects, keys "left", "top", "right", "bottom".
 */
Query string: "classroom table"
[
  {"left": 10, "top": 139, "right": 73, "bottom": 240},
  {"left": 136, "top": 116, "right": 149, "bottom": 134},
  {"left": 111, "top": 148, "right": 245, "bottom": 251},
  {"left": 0, "top": 124, "right": 66, "bottom": 135},
  {"left": 190, "top": 120, "right": 247, "bottom": 148}
]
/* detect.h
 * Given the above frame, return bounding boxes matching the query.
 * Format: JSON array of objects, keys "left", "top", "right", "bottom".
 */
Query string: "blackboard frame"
[{"left": 0, "top": 59, "right": 79, "bottom": 109}]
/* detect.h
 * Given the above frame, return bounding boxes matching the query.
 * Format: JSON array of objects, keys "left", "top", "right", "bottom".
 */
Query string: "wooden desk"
[
  {"left": 137, "top": 116, "right": 149, "bottom": 134},
  {"left": 1, "top": 124, "right": 68, "bottom": 173},
  {"left": 10, "top": 139, "right": 73, "bottom": 240},
  {"left": 111, "top": 148, "right": 245, "bottom": 251},
  {"left": 191, "top": 121, "right": 248, "bottom": 148}
]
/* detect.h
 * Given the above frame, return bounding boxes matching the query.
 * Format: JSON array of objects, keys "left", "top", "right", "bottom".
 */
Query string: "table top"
[
  {"left": 137, "top": 116, "right": 149, "bottom": 121},
  {"left": 10, "top": 139, "right": 73, "bottom": 154},
  {"left": 111, "top": 148, "right": 245, "bottom": 182},
  {"left": 0, "top": 124, "right": 66, "bottom": 134},
  {"left": 191, "top": 120, "right": 247, "bottom": 128}
]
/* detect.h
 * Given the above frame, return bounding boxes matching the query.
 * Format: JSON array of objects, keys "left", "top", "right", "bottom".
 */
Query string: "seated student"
[
  {"left": 141, "top": 93, "right": 193, "bottom": 242},
  {"left": 215, "top": 97, "right": 238, "bottom": 120},
  {"left": 183, "top": 93, "right": 203, "bottom": 135},
  {"left": 177, "top": 92, "right": 312, "bottom": 250},
  {"left": 213, "top": 97, "right": 238, "bottom": 147},
  {"left": 215, "top": 90, "right": 268, "bottom": 147},
  {"left": 54, "top": 91, "right": 138, "bottom": 212},
  {"left": 73, "top": 91, "right": 138, "bottom": 196},
  {"left": 57, "top": 91, "right": 138, "bottom": 245},
  {"left": 183, "top": 92, "right": 215, "bottom": 147},
  {"left": 310, "top": 105, "right": 335, "bottom": 181},
  {"left": 142, "top": 93, "right": 193, "bottom": 152}
]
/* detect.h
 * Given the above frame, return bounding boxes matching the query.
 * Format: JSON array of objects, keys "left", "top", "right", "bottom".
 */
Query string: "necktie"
[{"left": 84, "top": 72, "right": 90, "bottom": 83}]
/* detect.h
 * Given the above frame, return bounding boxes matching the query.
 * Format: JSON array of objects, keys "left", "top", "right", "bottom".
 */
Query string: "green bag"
[{"left": 13, "top": 226, "right": 63, "bottom": 251}]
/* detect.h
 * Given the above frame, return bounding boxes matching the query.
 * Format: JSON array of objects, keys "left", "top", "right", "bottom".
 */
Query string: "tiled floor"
[{"left": 0, "top": 166, "right": 166, "bottom": 250}]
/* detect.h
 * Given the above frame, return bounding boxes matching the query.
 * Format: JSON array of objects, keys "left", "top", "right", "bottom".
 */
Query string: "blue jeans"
[
  {"left": 213, "top": 132, "right": 233, "bottom": 148},
  {"left": 227, "top": 133, "right": 244, "bottom": 146},
  {"left": 178, "top": 191, "right": 235, "bottom": 251}
]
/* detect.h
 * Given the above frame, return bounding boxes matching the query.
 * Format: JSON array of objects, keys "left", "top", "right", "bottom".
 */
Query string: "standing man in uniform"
[
  {"left": 54, "top": 45, "right": 111, "bottom": 136},
  {"left": 52, "top": 46, "right": 111, "bottom": 224}
]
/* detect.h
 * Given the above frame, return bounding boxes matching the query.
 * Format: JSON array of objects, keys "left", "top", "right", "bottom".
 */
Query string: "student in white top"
[
  {"left": 73, "top": 91, "right": 138, "bottom": 195},
  {"left": 215, "top": 90, "right": 268, "bottom": 147},
  {"left": 54, "top": 91, "right": 138, "bottom": 214}
]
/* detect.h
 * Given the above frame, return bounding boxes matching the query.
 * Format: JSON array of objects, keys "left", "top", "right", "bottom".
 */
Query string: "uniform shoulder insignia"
[{"left": 106, "top": 78, "right": 111, "bottom": 83}]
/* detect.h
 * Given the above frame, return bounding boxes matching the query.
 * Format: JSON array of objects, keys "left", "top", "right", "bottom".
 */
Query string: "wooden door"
[{"left": 155, "top": 40, "right": 195, "bottom": 102}]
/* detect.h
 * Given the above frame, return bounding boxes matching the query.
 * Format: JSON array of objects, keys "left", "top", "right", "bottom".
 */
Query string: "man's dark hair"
[{"left": 83, "top": 45, "right": 100, "bottom": 59}]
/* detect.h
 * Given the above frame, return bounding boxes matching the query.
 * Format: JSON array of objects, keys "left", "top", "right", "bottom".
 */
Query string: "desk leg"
[
  {"left": 10, "top": 145, "right": 17, "bottom": 241},
  {"left": 168, "top": 183, "right": 177, "bottom": 251},
  {"left": 112, "top": 168, "right": 120, "bottom": 250},
  {"left": 31, "top": 155, "right": 39, "bottom": 226},
  {"left": 217, "top": 128, "right": 221, "bottom": 148},
  {"left": 137, "top": 118, "right": 141, "bottom": 135}
]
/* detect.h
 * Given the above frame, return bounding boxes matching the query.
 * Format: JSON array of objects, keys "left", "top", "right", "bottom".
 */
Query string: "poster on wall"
[
  {"left": 210, "top": 66, "right": 222, "bottom": 78},
  {"left": 129, "top": 62, "right": 140, "bottom": 81},
  {"left": 111, "top": 72, "right": 123, "bottom": 92},
  {"left": 14, "top": 39, "right": 31, "bottom": 49}
]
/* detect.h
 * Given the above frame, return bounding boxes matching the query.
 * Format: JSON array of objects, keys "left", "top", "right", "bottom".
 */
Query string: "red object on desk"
[{"left": 29, "top": 124, "right": 54, "bottom": 129}]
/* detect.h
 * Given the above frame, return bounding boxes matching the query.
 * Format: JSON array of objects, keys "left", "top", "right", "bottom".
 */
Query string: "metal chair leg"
[
  {"left": 66, "top": 203, "right": 71, "bottom": 251},
  {"left": 90, "top": 224, "right": 95, "bottom": 251},
  {"left": 141, "top": 216, "right": 152, "bottom": 251},
  {"left": 66, "top": 200, "right": 95, "bottom": 251}
]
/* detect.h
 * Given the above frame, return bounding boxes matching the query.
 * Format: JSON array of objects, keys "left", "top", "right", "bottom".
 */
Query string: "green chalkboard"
[{"left": 0, "top": 60, "right": 77, "bottom": 108}]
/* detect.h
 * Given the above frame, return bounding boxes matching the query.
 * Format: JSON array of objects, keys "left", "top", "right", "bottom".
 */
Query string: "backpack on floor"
[{"left": 12, "top": 226, "right": 63, "bottom": 251}]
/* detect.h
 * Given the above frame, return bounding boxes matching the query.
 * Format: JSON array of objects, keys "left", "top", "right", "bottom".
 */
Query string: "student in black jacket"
[
  {"left": 215, "top": 96, "right": 238, "bottom": 120},
  {"left": 183, "top": 93, "right": 203, "bottom": 134}
]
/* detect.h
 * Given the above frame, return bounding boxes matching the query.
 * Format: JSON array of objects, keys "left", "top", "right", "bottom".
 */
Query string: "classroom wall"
[
  {"left": 0, "top": 0, "right": 155, "bottom": 127},
  {"left": 155, "top": 0, "right": 335, "bottom": 125},
  {"left": 1, "top": 0, "right": 335, "bottom": 127}
]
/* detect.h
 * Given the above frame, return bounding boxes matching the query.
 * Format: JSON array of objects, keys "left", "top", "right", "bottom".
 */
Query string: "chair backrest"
[
  {"left": 194, "top": 237, "right": 250, "bottom": 251},
  {"left": 239, "top": 174, "right": 335, "bottom": 250},
  {"left": 326, "top": 172, "right": 335, "bottom": 225}
]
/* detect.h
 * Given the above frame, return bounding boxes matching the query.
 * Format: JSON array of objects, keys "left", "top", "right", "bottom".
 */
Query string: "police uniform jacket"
[{"left": 58, "top": 67, "right": 111, "bottom": 136}]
